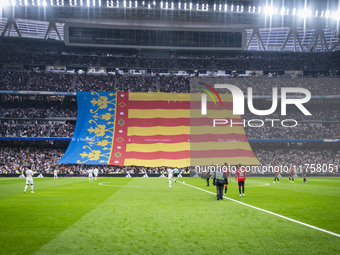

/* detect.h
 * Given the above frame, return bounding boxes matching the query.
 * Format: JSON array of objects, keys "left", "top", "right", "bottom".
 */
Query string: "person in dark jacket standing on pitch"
[{"left": 213, "top": 167, "right": 226, "bottom": 200}]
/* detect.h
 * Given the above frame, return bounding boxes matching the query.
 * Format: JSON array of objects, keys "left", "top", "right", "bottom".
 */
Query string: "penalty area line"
[{"left": 180, "top": 181, "right": 340, "bottom": 238}]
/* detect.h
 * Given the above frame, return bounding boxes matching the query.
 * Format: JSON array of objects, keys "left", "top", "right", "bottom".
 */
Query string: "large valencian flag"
[{"left": 59, "top": 91, "right": 260, "bottom": 167}]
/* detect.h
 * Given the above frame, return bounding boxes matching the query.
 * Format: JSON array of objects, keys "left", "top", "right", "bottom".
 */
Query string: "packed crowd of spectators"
[
  {"left": 0, "top": 70, "right": 29, "bottom": 90},
  {"left": 1, "top": 107, "right": 51, "bottom": 118},
  {"left": 254, "top": 148, "right": 340, "bottom": 169},
  {"left": 140, "top": 57, "right": 176, "bottom": 69},
  {"left": 76, "top": 74, "right": 115, "bottom": 91},
  {"left": 100, "top": 56, "right": 137, "bottom": 67},
  {"left": 29, "top": 72, "right": 74, "bottom": 91},
  {"left": 0, "top": 122, "right": 49, "bottom": 137},
  {"left": 0, "top": 145, "right": 338, "bottom": 175},
  {"left": 1, "top": 39, "right": 339, "bottom": 71},
  {"left": 245, "top": 123, "right": 340, "bottom": 139},
  {"left": 0, "top": 146, "right": 191, "bottom": 174},
  {"left": 49, "top": 123, "right": 75, "bottom": 137},
  {"left": 0, "top": 69, "right": 339, "bottom": 95},
  {"left": 0, "top": 121, "right": 75, "bottom": 137},
  {"left": 52, "top": 106, "right": 77, "bottom": 118}
]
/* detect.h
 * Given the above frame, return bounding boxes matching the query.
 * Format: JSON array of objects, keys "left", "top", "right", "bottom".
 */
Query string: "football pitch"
[{"left": 0, "top": 177, "right": 339, "bottom": 255}]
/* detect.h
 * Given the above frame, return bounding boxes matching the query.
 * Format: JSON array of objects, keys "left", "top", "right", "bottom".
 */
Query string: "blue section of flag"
[{"left": 58, "top": 91, "right": 117, "bottom": 165}]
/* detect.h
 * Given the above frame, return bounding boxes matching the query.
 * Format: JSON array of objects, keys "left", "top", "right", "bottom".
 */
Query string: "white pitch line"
[{"left": 180, "top": 181, "right": 340, "bottom": 238}]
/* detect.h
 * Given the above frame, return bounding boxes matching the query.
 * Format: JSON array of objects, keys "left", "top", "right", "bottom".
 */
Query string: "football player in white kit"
[
  {"left": 167, "top": 168, "right": 174, "bottom": 187},
  {"left": 93, "top": 168, "right": 99, "bottom": 182},
  {"left": 54, "top": 169, "right": 58, "bottom": 180},
  {"left": 88, "top": 168, "right": 94, "bottom": 182},
  {"left": 24, "top": 166, "right": 34, "bottom": 194}
]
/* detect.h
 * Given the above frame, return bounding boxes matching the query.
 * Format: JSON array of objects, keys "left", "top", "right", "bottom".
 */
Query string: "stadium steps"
[
  {"left": 26, "top": 74, "right": 32, "bottom": 90},
  {"left": 71, "top": 75, "right": 77, "bottom": 90}
]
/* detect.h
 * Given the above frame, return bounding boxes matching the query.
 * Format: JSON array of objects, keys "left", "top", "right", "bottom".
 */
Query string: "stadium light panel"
[
  {"left": 281, "top": 7, "right": 285, "bottom": 15},
  {"left": 147, "top": 3, "right": 150, "bottom": 8},
  {"left": 1, "top": 0, "right": 8, "bottom": 7},
  {"left": 196, "top": 3, "right": 198, "bottom": 10},
  {"left": 171, "top": 1, "right": 174, "bottom": 9},
  {"left": 231, "top": 4, "right": 233, "bottom": 11},
  {"left": 165, "top": 1, "right": 168, "bottom": 9},
  {"left": 178, "top": 2, "right": 180, "bottom": 9},
  {"left": 320, "top": 10, "right": 324, "bottom": 17},
  {"left": 160, "top": 1, "right": 162, "bottom": 8},
  {"left": 25, "top": 0, "right": 28, "bottom": 6},
  {"left": 315, "top": 10, "right": 318, "bottom": 17},
  {"left": 300, "top": 8, "right": 312, "bottom": 18},
  {"left": 142, "top": 1, "right": 144, "bottom": 6},
  {"left": 11, "top": 0, "right": 16, "bottom": 6},
  {"left": 264, "top": 5, "right": 274, "bottom": 16},
  {"left": 43, "top": 0, "right": 46, "bottom": 6},
  {"left": 123, "top": 0, "right": 126, "bottom": 7},
  {"left": 135, "top": 0, "right": 137, "bottom": 7},
  {"left": 183, "top": 2, "right": 186, "bottom": 9},
  {"left": 325, "top": 10, "right": 330, "bottom": 18},
  {"left": 292, "top": 8, "right": 296, "bottom": 16},
  {"left": 332, "top": 11, "right": 340, "bottom": 20},
  {"left": 153, "top": 0, "right": 155, "bottom": 6},
  {"left": 213, "top": 3, "right": 216, "bottom": 11},
  {"left": 258, "top": 6, "right": 261, "bottom": 13},
  {"left": 189, "top": 2, "right": 192, "bottom": 10},
  {"left": 253, "top": 6, "right": 255, "bottom": 13},
  {"left": 241, "top": 5, "right": 244, "bottom": 12}
]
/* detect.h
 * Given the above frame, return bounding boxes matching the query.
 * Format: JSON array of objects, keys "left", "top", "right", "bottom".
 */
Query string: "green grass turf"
[{"left": 0, "top": 176, "right": 339, "bottom": 255}]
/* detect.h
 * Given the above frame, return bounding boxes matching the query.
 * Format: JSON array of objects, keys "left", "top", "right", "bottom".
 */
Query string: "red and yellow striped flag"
[{"left": 108, "top": 92, "right": 259, "bottom": 167}]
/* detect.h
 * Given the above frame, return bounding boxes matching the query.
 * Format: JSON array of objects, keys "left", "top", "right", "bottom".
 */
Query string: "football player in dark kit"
[
  {"left": 222, "top": 163, "right": 232, "bottom": 194},
  {"left": 213, "top": 167, "right": 227, "bottom": 200}
]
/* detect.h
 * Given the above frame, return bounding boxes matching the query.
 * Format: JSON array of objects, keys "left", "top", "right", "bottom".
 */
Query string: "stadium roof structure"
[{"left": 0, "top": 0, "right": 339, "bottom": 51}]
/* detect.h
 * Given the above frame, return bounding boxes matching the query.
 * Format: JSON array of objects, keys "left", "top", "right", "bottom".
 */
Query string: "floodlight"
[
  {"left": 281, "top": 7, "right": 285, "bottom": 15},
  {"left": 300, "top": 8, "right": 312, "bottom": 18},
  {"left": 325, "top": 10, "right": 330, "bottom": 18},
  {"left": 264, "top": 5, "right": 274, "bottom": 15}
]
